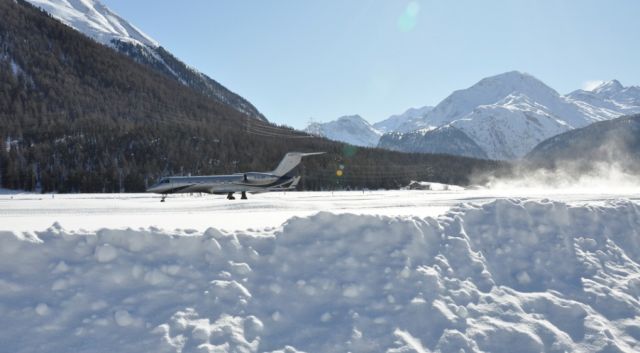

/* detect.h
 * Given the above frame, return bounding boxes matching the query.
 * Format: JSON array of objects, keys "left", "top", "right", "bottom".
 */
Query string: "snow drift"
[{"left": 2, "top": 199, "right": 640, "bottom": 352}]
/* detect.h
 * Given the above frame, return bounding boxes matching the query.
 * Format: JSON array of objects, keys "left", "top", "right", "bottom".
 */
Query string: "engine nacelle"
[{"left": 242, "top": 172, "right": 279, "bottom": 185}]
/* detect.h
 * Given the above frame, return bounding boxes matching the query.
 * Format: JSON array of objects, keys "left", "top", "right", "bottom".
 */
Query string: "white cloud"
[{"left": 582, "top": 80, "right": 605, "bottom": 91}]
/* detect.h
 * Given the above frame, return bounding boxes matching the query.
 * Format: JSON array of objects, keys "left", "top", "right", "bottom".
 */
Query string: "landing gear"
[
  {"left": 226, "top": 192, "right": 236, "bottom": 200},
  {"left": 161, "top": 194, "right": 166, "bottom": 202},
  {"left": 241, "top": 191, "right": 248, "bottom": 200}
]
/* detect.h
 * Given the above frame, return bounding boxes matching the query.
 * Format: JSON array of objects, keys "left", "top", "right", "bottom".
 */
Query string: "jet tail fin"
[{"left": 270, "top": 152, "right": 325, "bottom": 177}]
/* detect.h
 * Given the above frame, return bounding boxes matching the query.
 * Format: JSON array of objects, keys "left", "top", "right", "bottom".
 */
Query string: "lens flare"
[
  {"left": 342, "top": 145, "right": 358, "bottom": 158},
  {"left": 397, "top": 1, "right": 420, "bottom": 32},
  {"left": 406, "top": 1, "right": 420, "bottom": 16}
]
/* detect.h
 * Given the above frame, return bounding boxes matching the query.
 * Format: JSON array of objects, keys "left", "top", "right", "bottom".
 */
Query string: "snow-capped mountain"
[
  {"left": 381, "top": 92, "right": 575, "bottom": 160},
  {"left": 383, "top": 72, "right": 640, "bottom": 160},
  {"left": 372, "top": 106, "right": 434, "bottom": 133},
  {"left": 25, "top": 0, "right": 266, "bottom": 121},
  {"left": 446, "top": 94, "right": 574, "bottom": 160},
  {"left": 567, "top": 80, "right": 640, "bottom": 116},
  {"left": 304, "top": 73, "right": 640, "bottom": 159},
  {"left": 25, "top": 0, "right": 158, "bottom": 48},
  {"left": 303, "top": 106, "right": 434, "bottom": 147},
  {"left": 305, "top": 115, "right": 382, "bottom": 147},
  {"left": 419, "top": 71, "right": 621, "bottom": 129}
]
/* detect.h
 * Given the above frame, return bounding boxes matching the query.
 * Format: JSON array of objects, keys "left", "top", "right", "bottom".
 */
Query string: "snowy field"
[
  {"left": 2, "top": 189, "right": 640, "bottom": 352},
  {"left": 1, "top": 188, "right": 639, "bottom": 232}
]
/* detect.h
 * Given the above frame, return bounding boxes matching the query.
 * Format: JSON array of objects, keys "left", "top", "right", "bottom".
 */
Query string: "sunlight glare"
[{"left": 397, "top": 1, "right": 421, "bottom": 32}]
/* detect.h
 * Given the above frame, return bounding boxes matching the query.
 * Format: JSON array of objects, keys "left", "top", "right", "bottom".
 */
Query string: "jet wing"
[{"left": 249, "top": 176, "right": 301, "bottom": 194}]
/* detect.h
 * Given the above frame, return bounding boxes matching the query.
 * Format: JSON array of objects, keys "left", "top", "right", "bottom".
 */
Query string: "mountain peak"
[
  {"left": 304, "top": 115, "right": 381, "bottom": 147},
  {"left": 494, "top": 70, "right": 533, "bottom": 79},
  {"left": 337, "top": 115, "right": 367, "bottom": 124},
  {"left": 26, "top": 0, "right": 159, "bottom": 48},
  {"left": 418, "top": 70, "right": 561, "bottom": 128},
  {"left": 592, "top": 80, "right": 624, "bottom": 94},
  {"left": 305, "top": 71, "right": 640, "bottom": 160},
  {"left": 373, "top": 106, "right": 434, "bottom": 133},
  {"left": 476, "top": 71, "right": 549, "bottom": 89}
]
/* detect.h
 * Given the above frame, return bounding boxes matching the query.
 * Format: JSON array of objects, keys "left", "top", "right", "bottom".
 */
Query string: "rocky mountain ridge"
[{"left": 308, "top": 72, "right": 640, "bottom": 160}]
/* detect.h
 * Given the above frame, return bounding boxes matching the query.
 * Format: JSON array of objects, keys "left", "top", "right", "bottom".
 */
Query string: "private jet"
[{"left": 146, "top": 152, "right": 324, "bottom": 201}]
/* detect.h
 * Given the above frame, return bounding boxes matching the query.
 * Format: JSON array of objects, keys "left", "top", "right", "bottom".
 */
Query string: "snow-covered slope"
[
  {"left": 406, "top": 71, "right": 611, "bottom": 131},
  {"left": 380, "top": 92, "right": 580, "bottom": 160},
  {"left": 3, "top": 198, "right": 640, "bottom": 352},
  {"left": 567, "top": 80, "right": 640, "bottom": 116},
  {"left": 383, "top": 72, "right": 640, "bottom": 160},
  {"left": 305, "top": 72, "right": 638, "bottom": 160},
  {"left": 305, "top": 115, "right": 382, "bottom": 147},
  {"left": 25, "top": 0, "right": 266, "bottom": 121},
  {"left": 303, "top": 107, "right": 434, "bottom": 147},
  {"left": 373, "top": 105, "right": 434, "bottom": 133},
  {"left": 25, "top": 0, "right": 158, "bottom": 47},
  {"left": 379, "top": 125, "right": 489, "bottom": 159},
  {"left": 590, "top": 80, "right": 640, "bottom": 107},
  {"left": 448, "top": 94, "right": 573, "bottom": 160}
]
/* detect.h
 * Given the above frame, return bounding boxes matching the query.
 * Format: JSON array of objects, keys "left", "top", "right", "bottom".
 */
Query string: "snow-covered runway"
[{"left": 1, "top": 189, "right": 639, "bottom": 232}]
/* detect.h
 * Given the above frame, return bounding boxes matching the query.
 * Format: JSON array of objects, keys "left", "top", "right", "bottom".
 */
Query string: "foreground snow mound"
[{"left": 2, "top": 200, "right": 640, "bottom": 352}]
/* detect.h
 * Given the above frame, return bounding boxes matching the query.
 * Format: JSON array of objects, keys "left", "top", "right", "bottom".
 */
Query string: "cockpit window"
[{"left": 160, "top": 178, "right": 170, "bottom": 184}]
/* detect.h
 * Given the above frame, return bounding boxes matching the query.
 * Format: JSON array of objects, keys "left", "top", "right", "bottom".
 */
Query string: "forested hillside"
[
  {"left": 525, "top": 114, "right": 640, "bottom": 172},
  {"left": 0, "top": 0, "right": 504, "bottom": 192}
]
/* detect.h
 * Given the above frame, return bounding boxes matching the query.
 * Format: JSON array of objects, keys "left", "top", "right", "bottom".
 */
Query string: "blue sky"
[{"left": 102, "top": 0, "right": 640, "bottom": 128}]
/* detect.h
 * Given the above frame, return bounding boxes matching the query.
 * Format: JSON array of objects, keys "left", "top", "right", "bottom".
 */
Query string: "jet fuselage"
[{"left": 146, "top": 173, "right": 291, "bottom": 195}]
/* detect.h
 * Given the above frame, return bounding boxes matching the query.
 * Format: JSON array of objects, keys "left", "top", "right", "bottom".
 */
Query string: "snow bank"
[{"left": 1, "top": 199, "right": 640, "bottom": 352}]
